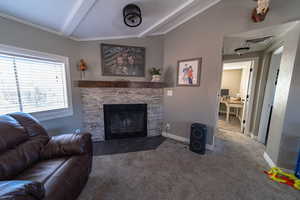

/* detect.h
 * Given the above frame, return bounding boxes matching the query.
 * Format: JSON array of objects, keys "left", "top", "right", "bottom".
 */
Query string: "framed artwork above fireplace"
[{"left": 101, "top": 43, "right": 146, "bottom": 77}]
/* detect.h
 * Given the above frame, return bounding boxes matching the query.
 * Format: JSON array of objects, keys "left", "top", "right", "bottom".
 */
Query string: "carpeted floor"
[
  {"left": 218, "top": 114, "right": 241, "bottom": 133},
  {"left": 78, "top": 130, "right": 300, "bottom": 200}
]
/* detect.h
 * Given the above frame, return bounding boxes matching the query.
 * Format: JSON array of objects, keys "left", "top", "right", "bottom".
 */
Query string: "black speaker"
[{"left": 189, "top": 123, "right": 207, "bottom": 154}]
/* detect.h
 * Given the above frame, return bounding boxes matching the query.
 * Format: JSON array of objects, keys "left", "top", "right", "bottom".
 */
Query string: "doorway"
[{"left": 218, "top": 59, "right": 256, "bottom": 135}]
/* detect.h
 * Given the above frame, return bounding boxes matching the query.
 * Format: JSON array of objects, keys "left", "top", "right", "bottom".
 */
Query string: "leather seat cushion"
[
  {"left": 0, "top": 139, "right": 45, "bottom": 180},
  {"left": 0, "top": 115, "right": 28, "bottom": 153},
  {"left": 15, "top": 157, "right": 68, "bottom": 184}
]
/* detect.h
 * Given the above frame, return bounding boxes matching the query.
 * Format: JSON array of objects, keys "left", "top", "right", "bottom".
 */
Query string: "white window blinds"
[{"left": 0, "top": 53, "right": 68, "bottom": 115}]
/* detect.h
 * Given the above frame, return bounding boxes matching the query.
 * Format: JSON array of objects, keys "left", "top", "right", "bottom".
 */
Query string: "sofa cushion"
[
  {"left": 43, "top": 155, "right": 91, "bottom": 200},
  {"left": 0, "top": 180, "right": 45, "bottom": 200},
  {"left": 9, "top": 113, "right": 49, "bottom": 139},
  {"left": 0, "top": 138, "right": 45, "bottom": 180},
  {"left": 0, "top": 115, "right": 28, "bottom": 153},
  {"left": 15, "top": 158, "right": 68, "bottom": 184},
  {"left": 41, "top": 133, "right": 91, "bottom": 159},
  {"left": 0, "top": 195, "right": 36, "bottom": 200}
]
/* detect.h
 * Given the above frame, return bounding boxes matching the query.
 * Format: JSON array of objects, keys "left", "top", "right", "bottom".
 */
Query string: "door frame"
[
  {"left": 220, "top": 57, "right": 259, "bottom": 136},
  {"left": 257, "top": 46, "right": 284, "bottom": 143}
]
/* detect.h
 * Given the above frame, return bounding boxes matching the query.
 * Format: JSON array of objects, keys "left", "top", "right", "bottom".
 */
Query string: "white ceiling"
[
  {"left": 223, "top": 21, "right": 299, "bottom": 55},
  {"left": 0, "top": 0, "right": 221, "bottom": 41}
]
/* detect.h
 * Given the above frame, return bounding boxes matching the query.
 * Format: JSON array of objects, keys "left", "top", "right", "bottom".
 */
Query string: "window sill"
[{"left": 30, "top": 108, "right": 73, "bottom": 122}]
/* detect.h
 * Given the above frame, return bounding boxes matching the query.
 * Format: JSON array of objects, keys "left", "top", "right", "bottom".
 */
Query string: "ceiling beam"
[
  {"left": 61, "top": 0, "right": 97, "bottom": 36},
  {"left": 0, "top": 12, "right": 65, "bottom": 36},
  {"left": 152, "top": 0, "right": 221, "bottom": 36},
  {"left": 138, "top": 0, "right": 195, "bottom": 38}
]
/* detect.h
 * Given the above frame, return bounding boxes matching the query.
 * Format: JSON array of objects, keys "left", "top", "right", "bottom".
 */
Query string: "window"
[{"left": 0, "top": 44, "right": 73, "bottom": 121}]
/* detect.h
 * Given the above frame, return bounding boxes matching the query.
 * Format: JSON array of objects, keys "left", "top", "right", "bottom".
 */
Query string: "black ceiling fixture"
[
  {"left": 123, "top": 4, "right": 142, "bottom": 27},
  {"left": 234, "top": 47, "right": 250, "bottom": 55}
]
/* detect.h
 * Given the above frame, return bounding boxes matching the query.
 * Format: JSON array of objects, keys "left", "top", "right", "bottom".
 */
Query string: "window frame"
[{"left": 0, "top": 43, "right": 73, "bottom": 121}]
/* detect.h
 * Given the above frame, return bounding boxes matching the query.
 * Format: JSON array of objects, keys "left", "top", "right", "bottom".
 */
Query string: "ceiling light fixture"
[
  {"left": 234, "top": 47, "right": 250, "bottom": 55},
  {"left": 123, "top": 4, "right": 142, "bottom": 27},
  {"left": 246, "top": 36, "right": 273, "bottom": 44}
]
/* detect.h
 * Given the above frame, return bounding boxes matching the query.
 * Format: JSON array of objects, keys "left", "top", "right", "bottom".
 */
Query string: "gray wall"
[
  {"left": 0, "top": 16, "right": 164, "bottom": 135},
  {"left": 0, "top": 16, "right": 82, "bottom": 136},
  {"left": 278, "top": 28, "right": 300, "bottom": 169},
  {"left": 162, "top": 0, "right": 300, "bottom": 146},
  {"left": 266, "top": 24, "right": 300, "bottom": 169},
  {"left": 78, "top": 37, "right": 164, "bottom": 82}
]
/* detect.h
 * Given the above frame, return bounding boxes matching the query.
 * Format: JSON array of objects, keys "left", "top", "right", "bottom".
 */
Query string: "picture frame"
[
  {"left": 101, "top": 43, "right": 146, "bottom": 77},
  {"left": 177, "top": 57, "right": 202, "bottom": 86}
]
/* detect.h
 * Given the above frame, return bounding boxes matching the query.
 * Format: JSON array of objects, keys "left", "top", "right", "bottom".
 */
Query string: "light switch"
[{"left": 167, "top": 89, "right": 173, "bottom": 96}]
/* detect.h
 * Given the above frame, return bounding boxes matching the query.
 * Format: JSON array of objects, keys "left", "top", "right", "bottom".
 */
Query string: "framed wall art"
[
  {"left": 177, "top": 57, "right": 202, "bottom": 86},
  {"left": 101, "top": 43, "right": 145, "bottom": 77}
]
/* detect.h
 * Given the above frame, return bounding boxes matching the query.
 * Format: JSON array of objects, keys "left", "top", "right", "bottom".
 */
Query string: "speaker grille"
[{"left": 189, "top": 123, "right": 207, "bottom": 154}]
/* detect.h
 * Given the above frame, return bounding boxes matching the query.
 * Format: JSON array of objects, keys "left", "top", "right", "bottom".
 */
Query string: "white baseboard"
[
  {"left": 250, "top": 133, "right": 258, "bottom": 140},
  {"left": 162, "top": 132, "right": 214, "bottom": 151},
  {"left": 263, "top": 152, "right": 276, "bottom": 168},
  {"left": 263, "top": 152, "right": 295, "bottom": 173}
]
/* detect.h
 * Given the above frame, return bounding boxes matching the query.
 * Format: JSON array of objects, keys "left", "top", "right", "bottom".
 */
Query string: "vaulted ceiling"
[
  {"left": 0, "top": 0, "right": 221, "bottom": 41},
  {"left": 223, "top": 22, "right": 299, "bottom": 55}
]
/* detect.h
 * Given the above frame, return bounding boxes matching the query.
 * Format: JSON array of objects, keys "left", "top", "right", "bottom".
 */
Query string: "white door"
[
  {"left": 242, "top": 61, "right": 254, "bottom": 134},
  {"left": 258, "top": 47, "right": 283, "bottom": 144}
]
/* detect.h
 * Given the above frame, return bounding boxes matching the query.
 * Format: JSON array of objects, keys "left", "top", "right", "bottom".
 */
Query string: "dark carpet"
[{"left": 79, "top": 131, "right": 300, "bottom": 200}]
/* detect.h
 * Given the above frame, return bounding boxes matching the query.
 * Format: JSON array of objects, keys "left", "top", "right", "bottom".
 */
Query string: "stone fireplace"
[{"left": 79, "top": 81, "right": 163, "bottom": 141}]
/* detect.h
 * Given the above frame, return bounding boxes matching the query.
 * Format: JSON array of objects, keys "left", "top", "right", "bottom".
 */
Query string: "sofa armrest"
[
  {"left": 41, "top": 133, "right": 92, "bottom": 159},
  {"left": 0, "top": 180, "right": 45, "bottom": 200}
]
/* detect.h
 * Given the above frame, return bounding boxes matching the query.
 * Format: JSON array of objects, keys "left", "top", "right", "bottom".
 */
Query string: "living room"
[{"left": 1, "top": 0, "right": 300, "bottom": 199}]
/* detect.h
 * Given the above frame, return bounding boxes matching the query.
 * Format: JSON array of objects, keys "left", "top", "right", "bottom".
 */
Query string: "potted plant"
[{"left": 150, "top": 67, "right": 161, "bottom": 82}]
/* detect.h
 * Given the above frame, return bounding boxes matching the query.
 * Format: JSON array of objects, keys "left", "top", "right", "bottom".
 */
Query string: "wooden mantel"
[{"left": 77, "top": 80, "right": 165, "bottom": 88}]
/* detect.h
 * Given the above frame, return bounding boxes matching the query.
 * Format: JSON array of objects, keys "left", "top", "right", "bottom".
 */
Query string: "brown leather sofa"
[{"left": 0, "top": 112, "right": 93, "bottom": 200}]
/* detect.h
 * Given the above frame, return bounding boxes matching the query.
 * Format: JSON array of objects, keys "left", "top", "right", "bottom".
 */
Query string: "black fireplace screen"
[{"left": 104, "top": 104, "right": 147, "bottom": 140}]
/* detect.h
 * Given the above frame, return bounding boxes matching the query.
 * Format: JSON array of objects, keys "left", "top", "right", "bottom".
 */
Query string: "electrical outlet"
[
  {"left": 167, "top": 89, "right": 173, "bottom": 96},
  {"left": 166, "top": 123, "right": 171, "bottom": 131}
]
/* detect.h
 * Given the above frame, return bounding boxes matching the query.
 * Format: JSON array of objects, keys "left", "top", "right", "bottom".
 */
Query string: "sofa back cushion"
[
  {"left": 9, "top": 113, "right": 48, "bottom": 138},
  {"left": 0, "top": 115, "right": 28, "bottom": 153},
  {"left": 0, "top": 139, "right": 45, "bottom": 180},
  {"left": 0, "top": 113, "right": 49, "bottom": 180}
]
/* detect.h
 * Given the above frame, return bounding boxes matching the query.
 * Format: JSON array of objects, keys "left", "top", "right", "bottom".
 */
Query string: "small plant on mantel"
[{"left": 149, "top": 67, "right": 161, "bottom": 82}]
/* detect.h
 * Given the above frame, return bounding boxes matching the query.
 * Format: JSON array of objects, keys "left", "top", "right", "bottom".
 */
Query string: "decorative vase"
[
  {"left": 81, "top": 71, "right": 86, "bottom": 80},
  {"left": 151, "top": 75, "right": 161, "bottom": 82}
]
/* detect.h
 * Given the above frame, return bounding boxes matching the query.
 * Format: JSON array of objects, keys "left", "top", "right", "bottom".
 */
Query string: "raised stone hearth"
[{"left": 80, "top": 88, "right": 163, "bottom": 141}]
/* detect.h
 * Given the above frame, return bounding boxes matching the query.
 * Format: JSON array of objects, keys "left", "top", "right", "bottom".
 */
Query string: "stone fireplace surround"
[{"left": 80, "top": 86, "right": 163, "bottom": 141}]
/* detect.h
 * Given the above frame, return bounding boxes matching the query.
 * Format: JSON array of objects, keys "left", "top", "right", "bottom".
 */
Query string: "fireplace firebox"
[{"left": 104, "top": 104, "right": 147, "bottom": 140}]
